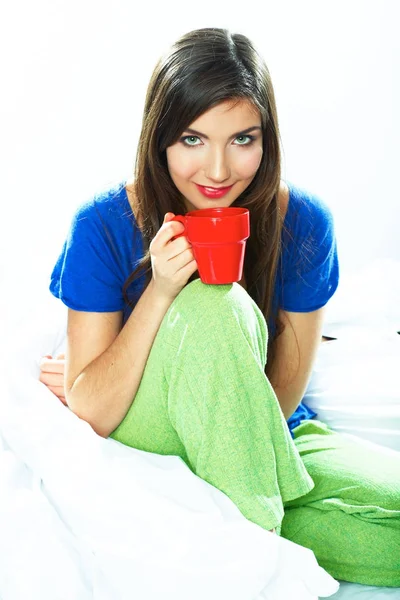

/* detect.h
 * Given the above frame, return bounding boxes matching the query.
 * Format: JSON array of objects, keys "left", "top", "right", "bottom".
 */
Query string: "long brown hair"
[{"left": 123, "top": 27, "right": 284, "bottom": 359}]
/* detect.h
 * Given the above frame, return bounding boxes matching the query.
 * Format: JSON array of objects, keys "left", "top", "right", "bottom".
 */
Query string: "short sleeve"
[
  {"left": 280, "top": 188, "right": 339, "bottom": 313},
  {"left": 50, "top": 198, "right": 125, "bottom": 312}
]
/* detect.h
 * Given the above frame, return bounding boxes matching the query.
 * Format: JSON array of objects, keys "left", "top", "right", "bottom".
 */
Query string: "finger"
[
  {"left": 47, "top": 385, "right": 66, "bottom": 397},
  {"left": 152, "top": 220, "right": 185, "bottom": 250},
  {"left": 59, "top": 397, "right": 68, "bottom": 406},
  {"left": 164, "top": 237, "right": 192, "bottom": 261},
  {"left": 156, "top": 219, "right": 185, "bottom": 246},
  {"left": 166, "top": 247, "right": 195, "bottom": 271},
  {"left": 177, "top": 260, "right": 198, "bottom": 281},
  {"left": 39, "top": 358, "right": 65, "bottom": 373},
  {"left": 56, "top": 353, "right": 65, "bottom": 360},
  {"left": 164, "top": 212, "right": 175, "bottom": 223},
  {"left": 39, "top": 372, "right": 64, "bottom": 386},
  {"left": 171, "top": 250, "right": 197, "bottom": 277}
]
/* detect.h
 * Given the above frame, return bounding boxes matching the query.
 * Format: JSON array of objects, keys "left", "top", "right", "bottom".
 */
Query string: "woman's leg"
[
  {"left": 111, "top": 279, "right": 313, "bottom": 532},
  {"left": 282, "top": 420, "right": 400, "bottom": 586}
]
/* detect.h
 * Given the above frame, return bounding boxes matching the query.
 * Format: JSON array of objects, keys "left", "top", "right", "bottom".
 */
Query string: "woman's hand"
[
  {"left": 39, "top": 354, "right": 67, "bottom": 405},
  {"left": 149, "top": 213, "right": 198, "bottom": 302}
]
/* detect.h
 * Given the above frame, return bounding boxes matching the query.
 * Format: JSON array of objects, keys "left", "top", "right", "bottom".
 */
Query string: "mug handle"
[{"left": 170, "top": 214, "right": 186, "bottom": 240}]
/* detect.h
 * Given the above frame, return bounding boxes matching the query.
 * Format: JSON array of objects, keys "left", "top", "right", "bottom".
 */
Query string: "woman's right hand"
[{"left": 149, "top": 213, "right": 198, "bottom": 301}]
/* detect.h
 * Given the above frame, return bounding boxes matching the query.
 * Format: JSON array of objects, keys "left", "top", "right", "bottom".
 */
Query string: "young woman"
[{"left": 40, "top": 28, "right": 400, "bottom": 586}]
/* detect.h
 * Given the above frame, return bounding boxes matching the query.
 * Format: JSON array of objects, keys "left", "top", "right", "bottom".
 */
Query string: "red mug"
[{"left": 172, "top": 207, "right": 250, "bottom": 284}]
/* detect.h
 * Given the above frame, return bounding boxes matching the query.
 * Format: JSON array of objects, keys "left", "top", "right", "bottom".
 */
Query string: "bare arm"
[
  {"left": 65, "top": 213, "right": 198, "bottom": 438},
  {"left": 65, "top": 281, "right": 172, "bottom": 437},
  {"left": 266, "top": 307, "right": 325, "bottom": 419}
]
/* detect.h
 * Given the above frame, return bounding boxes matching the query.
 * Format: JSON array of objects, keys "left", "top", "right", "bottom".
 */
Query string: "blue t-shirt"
[{"left": 50, "top": 180, "right": 339, "bottom": 433}]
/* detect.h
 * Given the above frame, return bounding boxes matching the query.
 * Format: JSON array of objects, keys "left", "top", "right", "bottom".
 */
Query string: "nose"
[{"left": 204, "top": 147, "right": 231, "bottom": 184}]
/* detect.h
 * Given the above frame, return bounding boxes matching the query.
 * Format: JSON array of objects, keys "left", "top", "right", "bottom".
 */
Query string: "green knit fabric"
[
  {"left": 111, "top": 279, "right": 400, "bottom": 586},
  {"left": 282, "top": 420, "right": 400, "bottom": 586},
  {"left": 111, "top": 279, "right": 314, "bottom": 532}
]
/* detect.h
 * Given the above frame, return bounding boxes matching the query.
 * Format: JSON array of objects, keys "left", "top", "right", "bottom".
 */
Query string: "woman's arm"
[
  {"left": 64, "top": 214, "right": 197, "bottom": 438},
  {"left": 266, "top": 307, "right": 326, "bottom": 419},
  {"left": 65, "top": 280, "right": 173, "bottom": 437}
]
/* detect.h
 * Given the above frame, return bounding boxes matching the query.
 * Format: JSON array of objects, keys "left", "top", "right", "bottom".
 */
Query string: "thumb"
[{"left": 164, "top": 212, "right": 175, "bottom": 223}]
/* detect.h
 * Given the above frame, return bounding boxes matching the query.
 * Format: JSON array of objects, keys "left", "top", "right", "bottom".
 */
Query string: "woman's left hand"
[{"left": 39, "top": 354, "right": 67, "bottom": 405}]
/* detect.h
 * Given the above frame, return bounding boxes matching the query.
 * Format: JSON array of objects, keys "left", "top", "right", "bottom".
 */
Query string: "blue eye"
[
  {"left": 179, "top": 134, "right": 256, "bottom": 147},
  {"left": 234, "top": 135, "right": 255, "bottom": 145},
  {"left": 181, "top": 136, "right": 201, "bottom": 146}
]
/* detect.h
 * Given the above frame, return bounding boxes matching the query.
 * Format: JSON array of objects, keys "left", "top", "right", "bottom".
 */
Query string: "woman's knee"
[
  {"left": 159, "top": 278, "right": 268, "bottom": 364},
  {"left": 168, "top": 278, "right": 268, "bottom": 345},
  {"left": 175, "top": 278, "right": 242, "bottom": 309},
  {"left": 172, "top": 279, "right": 263, "bottom": 324}
]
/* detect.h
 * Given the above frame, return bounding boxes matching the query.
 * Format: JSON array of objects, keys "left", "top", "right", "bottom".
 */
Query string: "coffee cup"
[{"left": 172, "top": 207, "right": 250, "bottom": 284}]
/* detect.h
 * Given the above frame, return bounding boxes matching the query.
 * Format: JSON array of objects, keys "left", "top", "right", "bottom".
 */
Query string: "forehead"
[{"left": 187, "top": 99, "right": 261, "bottom": 133}]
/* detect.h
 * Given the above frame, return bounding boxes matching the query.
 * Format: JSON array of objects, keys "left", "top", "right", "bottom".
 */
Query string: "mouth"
[{"left": 195, "top": 184, "right": 234, "bottom": 198}]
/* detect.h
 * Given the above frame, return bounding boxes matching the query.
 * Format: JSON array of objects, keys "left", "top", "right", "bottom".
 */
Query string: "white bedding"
[
  {"left": 0, "top": 304, "right": 340, "bottom": 600},
  {"left": 1, "top": 257, "right": 399, "bottom": 599},
  {"left": 330, "top": 583, "right": 400, "bottom": 600}
]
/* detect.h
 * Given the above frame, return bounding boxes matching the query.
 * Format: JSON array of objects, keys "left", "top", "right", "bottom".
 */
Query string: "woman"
[{"left": 40, "top": 28, "right": 400, "bottom": 586}]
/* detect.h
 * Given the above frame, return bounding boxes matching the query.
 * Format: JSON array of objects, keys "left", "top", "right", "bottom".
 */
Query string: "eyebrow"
[{"left": 183, "top": 126, "right": 262, "bottom": 140}]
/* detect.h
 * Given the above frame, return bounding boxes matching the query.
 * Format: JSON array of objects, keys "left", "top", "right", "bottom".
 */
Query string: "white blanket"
[{"left": 0, "top": 306, "right": 339, "bottom": 600}]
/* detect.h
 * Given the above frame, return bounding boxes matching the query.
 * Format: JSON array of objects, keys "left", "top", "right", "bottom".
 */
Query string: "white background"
[{"left": 1, "top": 0, "right": 399, "bottom": 340}]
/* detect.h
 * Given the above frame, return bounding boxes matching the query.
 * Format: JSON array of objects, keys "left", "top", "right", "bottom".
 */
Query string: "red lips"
[{"left": 195, "top": 184, "right": 234, "bottom": 198}]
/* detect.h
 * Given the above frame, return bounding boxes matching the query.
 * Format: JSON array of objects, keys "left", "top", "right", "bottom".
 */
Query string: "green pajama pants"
[{"left": 111, "top": 279, "right": 400, "bottom": 587}]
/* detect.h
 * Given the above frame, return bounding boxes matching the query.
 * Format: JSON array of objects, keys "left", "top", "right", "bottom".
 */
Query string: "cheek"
[
  {"left": 234, "top": 148, "right": 263, "bottom": 178},
  {"left": 167, "top": 146, "right": 201, "bottom": 180}
]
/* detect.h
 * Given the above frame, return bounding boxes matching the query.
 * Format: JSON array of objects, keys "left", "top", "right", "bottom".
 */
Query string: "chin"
[
  {"left": 188, "top": 192, "right": 241, "bottom": 211},
  {"left": 186, "top": 199, "right": 235, "bottom": 212}
]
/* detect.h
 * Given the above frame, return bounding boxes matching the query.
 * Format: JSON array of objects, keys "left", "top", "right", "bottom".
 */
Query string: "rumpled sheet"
[{"left": 0, "top": 321, "right": 339, "bottom": 600}]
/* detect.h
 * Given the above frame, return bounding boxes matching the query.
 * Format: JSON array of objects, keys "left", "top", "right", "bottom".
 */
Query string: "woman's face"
[{"left": 166, "top": 99, "right": 263, "bottom": 211}]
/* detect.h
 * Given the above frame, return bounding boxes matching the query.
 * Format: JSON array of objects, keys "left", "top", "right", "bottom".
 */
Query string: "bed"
[{"left": 0, "top": 259, "right": 399, "bottom": 599}]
